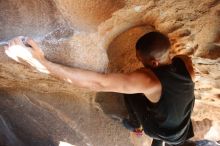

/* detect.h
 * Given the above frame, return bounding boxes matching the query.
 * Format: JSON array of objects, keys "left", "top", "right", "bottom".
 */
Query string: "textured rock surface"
[{"left": 0, "top": 0, "right": 220, "bottom": 146}]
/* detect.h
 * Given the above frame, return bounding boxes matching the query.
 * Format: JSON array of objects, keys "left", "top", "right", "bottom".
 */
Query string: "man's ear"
[{"left": 151, "top": 60, "right": 159, "bottom": 67}]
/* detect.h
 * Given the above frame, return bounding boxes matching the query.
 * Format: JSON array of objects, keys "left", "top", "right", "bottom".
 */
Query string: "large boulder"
[{"left": 0, "top": 0, "right": 219, "bottom": 146}]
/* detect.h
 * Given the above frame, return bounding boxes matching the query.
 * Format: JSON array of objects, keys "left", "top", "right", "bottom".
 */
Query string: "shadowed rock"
[{"left": 0, "top": 0, "right": 220, "bottom": 146}]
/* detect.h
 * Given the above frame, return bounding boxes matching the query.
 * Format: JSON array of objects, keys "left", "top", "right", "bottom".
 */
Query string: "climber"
[{"left": 4, "top": 32, "right": 195, "bottom": 146}]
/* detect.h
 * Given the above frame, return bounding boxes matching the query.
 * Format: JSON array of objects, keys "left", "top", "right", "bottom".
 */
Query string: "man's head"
[{"left": 136, "top": 31, "right": 171, "bottom": 68}]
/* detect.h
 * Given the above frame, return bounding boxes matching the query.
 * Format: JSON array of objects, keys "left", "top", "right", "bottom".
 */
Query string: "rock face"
[{"left": 0, "top": 0, "right": 220, "bottom": 146}]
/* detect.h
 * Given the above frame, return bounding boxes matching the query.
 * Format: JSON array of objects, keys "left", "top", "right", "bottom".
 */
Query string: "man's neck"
[{"left": 158, "top": 56, "right": 172, "bottom": 67}]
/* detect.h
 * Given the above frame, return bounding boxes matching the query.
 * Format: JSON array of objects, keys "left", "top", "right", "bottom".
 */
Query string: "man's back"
[
  {"left": 124, "top": 57, "right": 195, "bottom": 145},
  {"left": 149, "top": 57, "right": 195, "bottom": 143}
]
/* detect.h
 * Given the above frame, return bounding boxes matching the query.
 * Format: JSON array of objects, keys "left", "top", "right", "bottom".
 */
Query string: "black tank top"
[{"left": 143, "top": 57, "right": 195, "bottom": 144}]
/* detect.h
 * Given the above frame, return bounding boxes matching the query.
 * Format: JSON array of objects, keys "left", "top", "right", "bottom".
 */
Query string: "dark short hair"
[{"left": 136, "top": 31, "right": 170, "bottom": 59}]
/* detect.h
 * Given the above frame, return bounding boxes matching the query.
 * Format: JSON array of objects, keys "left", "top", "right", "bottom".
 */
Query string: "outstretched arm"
[
  {"left": 4, "top": 37, "right": 161, "bottom": 102},
  {"left": 44, "top": 61, "right": 159, "bottom": 94}
]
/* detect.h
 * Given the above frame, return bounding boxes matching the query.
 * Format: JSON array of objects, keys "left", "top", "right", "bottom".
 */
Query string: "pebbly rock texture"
[
  {"left": 0, "top": 0, "right": 220, "bottom": 146},
  {"left": 53, "top": 0, "right": 125, "bottom": 31}
]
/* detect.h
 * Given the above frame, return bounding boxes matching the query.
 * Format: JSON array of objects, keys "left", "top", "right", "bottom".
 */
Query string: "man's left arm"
[{"left": 4, "top": 37, "right": 160, "bottom": 102}]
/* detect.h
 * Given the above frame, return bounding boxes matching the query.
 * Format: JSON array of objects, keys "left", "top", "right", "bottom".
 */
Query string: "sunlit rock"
[{"left": 0, "top": 0, "right": 219, "bottom": 146}]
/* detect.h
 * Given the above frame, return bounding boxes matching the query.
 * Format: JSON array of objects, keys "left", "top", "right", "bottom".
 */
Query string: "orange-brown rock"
[{"left": 0, "top": 0, "right": 219, "bottom": 146}]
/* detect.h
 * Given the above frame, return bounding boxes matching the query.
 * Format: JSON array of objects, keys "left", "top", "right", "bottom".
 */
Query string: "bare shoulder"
[
  {"left": 99, "top": 67, "right": 161, "bottom": 103},
  {"left": 131, "top": 67, "right": 162, "bottom": 103},
  {"left": 132, "top": 67, "right": 159, "bottom": 83},
  {"left": 175, "top": 55, "right": 195, "bottom": 81}
]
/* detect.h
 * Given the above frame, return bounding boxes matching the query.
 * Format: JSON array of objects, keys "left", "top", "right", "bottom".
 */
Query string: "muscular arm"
[
  {"left": 4, "top": 37, "right": 161, "bottom": 102},
  {"left": 44, "top": 60, "right": 160, "bottom": 97}
]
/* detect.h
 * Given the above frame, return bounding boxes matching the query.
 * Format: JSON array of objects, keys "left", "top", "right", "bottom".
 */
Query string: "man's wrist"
[{"left": 41, "top": 59, "right": 52, "bottom": 70}]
